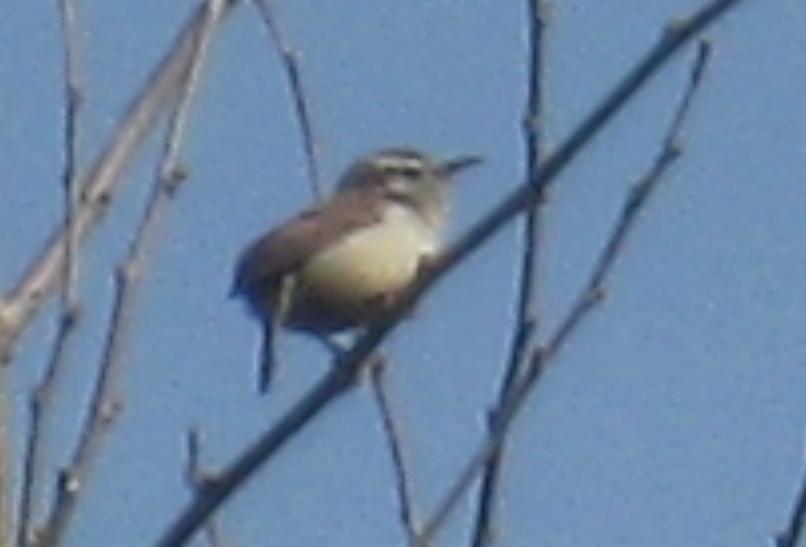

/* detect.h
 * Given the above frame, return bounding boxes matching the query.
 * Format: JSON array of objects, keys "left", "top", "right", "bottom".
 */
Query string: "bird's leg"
[
  {"left": 314, "top": 334, "right": 348, "bottom": 360},
  {"left": 316, "top": 330, "right": 386, "bottom": 388}
]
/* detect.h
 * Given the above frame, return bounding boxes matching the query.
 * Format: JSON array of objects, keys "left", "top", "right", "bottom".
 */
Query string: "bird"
[{"left": 232, "top": 147, "right": 481, "bottom": 393}]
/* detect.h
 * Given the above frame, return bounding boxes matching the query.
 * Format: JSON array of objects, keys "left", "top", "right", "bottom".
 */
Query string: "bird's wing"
[{"left": 231, "top": 190, "right": 385, "bottom": 296}]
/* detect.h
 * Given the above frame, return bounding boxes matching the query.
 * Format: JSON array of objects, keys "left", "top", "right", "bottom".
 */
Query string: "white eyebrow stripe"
[{"left": 373, "top": 156, "right": 426, "bottom": 171}]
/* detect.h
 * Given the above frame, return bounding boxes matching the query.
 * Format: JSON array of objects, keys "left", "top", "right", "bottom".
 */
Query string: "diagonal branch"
[
  {"left": 416, "top": 39, "right": 713, "bottom": 546},
  {"left": 154, "top": 353, "right": 365, "bottom": 547},
  {"left": 34, "top": 1, "right": 228, "bottom": 544},
  {"left": 153, "top": 2, "right": 741, "bottom": 545},
  {"left": 775, "top": 436, "right": 806, "bottom": 546},
  {"left": 0, "top": 0, "right": 238, "bottom": 366}
]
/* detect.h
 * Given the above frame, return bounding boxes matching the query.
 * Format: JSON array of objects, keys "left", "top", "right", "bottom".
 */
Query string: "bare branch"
[
  {"left": 34, "top": 1, "right": 228, "bottom": 544},
  {"left": 184, "top": 429, "right": 229, "bottom": 547},
  {"left": 58, "top": 0, "right": 85, "bottom": 312},
  {"left": 776, "top": 442, "right": 806, "bottom": 547},
  {"left": 154, "top": 356, "right": 366, "bottom": 547},
  {"left": 370, "top": 360, "right": 421, "bottom": 542},
  {"left": 153, "top": 3, "right": 739, "bottom": 545},
  {"left": 16, "top": 0, "right": 87, "bottom": 544},
  {"left": 416, "top": 39, "right": 713, "bottom": 546},
  {"left": 252, "top": 0, "right": 323, "bottom": 201},
  {"left": 0, "top": 376, "right": 8, "bottom": 547},
  {"left": 470, "top": 2, "right": 550, "bottom": 545},
  {"left": 0, "top": 0, "right": 237, "bottom": 366}
]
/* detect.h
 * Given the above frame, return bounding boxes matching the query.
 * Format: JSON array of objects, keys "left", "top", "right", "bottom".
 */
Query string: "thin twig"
[
  {"left": 16, "top": 1, "right": 86, "bottom": 545},
  {"left": 416, "top": 40, "right": 713, "bottom": 546},
  {"left": 775, "top": 435, "right": 806, "bottom": 546},
  {"left": 153, "top": 4, "right": 739, "bottom": 545},
  {"left": 252, "top": 0, "right": 322, "bottom": 201},
  {"left": 777, "top": 452, "right": 806, "bottom": 547},
  {"left": 470, "top": 2, "right": 549, "bottom": 546},
  {"left": 58, "top": 0, "right": 85, "bottom": 314},
  {"left": 370, "top": 360, "right": 421, "bottom": 541},
  {"left": 185, "top": 429, "right": 229, "bottom": 547},
  {"left": 154, "top": 354, "right": 366, "bottom": 547},
  {"left": 34, "top": 2, "right": 227, "bottom": 545},
  {"left": 0, "top": 0, "right": 238, "bottom": 366}
]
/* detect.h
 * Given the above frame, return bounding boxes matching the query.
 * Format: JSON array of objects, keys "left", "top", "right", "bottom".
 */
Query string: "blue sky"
[{"left": 2, "top": 1, "right": 806, "bottom": 546}]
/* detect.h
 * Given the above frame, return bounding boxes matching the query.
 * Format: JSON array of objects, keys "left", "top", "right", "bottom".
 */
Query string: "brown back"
[{"left": 232, "top": 188, "right": 386, "bottom": 297}]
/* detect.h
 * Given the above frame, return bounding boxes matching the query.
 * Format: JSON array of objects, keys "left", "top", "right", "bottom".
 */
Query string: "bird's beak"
[{"left": 439, "top": 155, "right": 483, "bottom": 178}]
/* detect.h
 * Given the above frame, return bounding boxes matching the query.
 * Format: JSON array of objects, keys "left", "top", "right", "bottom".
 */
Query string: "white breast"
[{"left": 299, "top": 203, "right": 441, "bottom": 307}]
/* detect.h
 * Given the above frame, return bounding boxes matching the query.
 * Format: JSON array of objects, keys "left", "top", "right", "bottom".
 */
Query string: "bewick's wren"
[{"left": 233, "top": 147, "right": 480, "bottom": 392}]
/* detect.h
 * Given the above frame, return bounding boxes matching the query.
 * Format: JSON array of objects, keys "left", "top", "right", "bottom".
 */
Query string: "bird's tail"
[{"left": 257, "top": 274, "right": 296, "bottom": 393}]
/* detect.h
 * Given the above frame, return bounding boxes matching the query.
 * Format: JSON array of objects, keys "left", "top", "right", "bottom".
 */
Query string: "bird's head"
[{"left": 337, "top": 148, "right": 481, "bottom": 226}]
